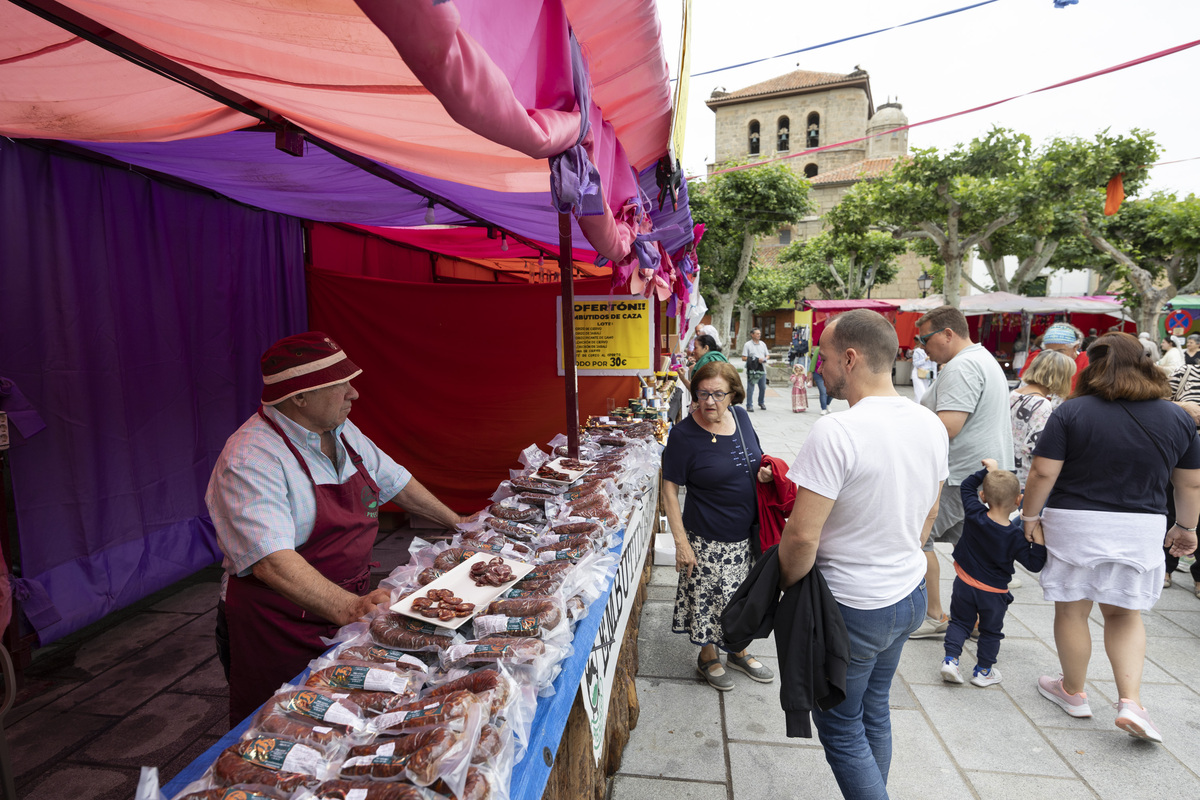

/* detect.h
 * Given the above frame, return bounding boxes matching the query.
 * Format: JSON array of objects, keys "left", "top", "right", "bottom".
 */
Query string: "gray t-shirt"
[{"left": 920, "top": 343, "right": 1014, "bottom": 484}]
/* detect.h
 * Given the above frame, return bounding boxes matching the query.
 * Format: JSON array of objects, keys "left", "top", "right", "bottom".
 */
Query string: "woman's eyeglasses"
[{"left": 696, "top": 391, "right": 729, "bottom": 401}]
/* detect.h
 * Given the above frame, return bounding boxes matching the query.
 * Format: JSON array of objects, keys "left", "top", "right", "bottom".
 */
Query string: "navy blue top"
[
  {"left": 954, "top": 469, "right": 1047, "bottom": 590},
  {"left": 662, "top": 405, "right": 762, "bottom": 542},
  {"left": 1033, "top": 396, "right": 1200, "bottom": 515}
]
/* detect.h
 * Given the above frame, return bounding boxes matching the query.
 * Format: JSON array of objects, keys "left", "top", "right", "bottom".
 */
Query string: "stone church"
[{"left": 706, "top": 67, "right": 931, "bottom": 345}]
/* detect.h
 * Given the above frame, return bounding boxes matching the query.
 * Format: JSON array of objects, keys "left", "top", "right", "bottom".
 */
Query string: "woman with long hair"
[{"left": 1023, "top": 333, "right": 1200, "bottom": 743}]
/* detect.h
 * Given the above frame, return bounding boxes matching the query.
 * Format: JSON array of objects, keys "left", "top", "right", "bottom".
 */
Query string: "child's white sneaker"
[
  {"left": 940, "top": 656, "right": 964, "bottom": 684},
  {"left": 971, "top": 665, "right": 1002, "bottom": 687}
]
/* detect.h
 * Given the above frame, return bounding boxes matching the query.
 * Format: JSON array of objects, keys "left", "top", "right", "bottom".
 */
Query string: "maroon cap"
[{"left": 260, "top": 331, "right": 362, "bottom": 406}]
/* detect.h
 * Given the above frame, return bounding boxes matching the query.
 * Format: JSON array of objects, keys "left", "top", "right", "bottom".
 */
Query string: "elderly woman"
[
  {"left": 1023, "top": 333, "right": 1200, "bottom": 743},
  {"left": 1010, "top": 350, "right": 1076, "bottom": 489},
  {"left": 1158, "top": 337, "right": 1184, "bottom": 375},
  {"left": 663, "top": 360, "right": 775, "bottom": 690},
  {"left": 691, "top": 334, "right": 728, "bottom": 373}
]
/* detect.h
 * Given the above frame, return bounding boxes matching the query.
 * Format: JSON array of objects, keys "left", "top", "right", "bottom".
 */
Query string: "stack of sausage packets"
[{"left": 160, "top": 420, "right": 662, "bottom": 800}]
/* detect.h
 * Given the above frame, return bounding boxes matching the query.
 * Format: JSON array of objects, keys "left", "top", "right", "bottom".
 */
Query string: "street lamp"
[{"left": 917, "top": 271, "right": 932, "bottom": 298}]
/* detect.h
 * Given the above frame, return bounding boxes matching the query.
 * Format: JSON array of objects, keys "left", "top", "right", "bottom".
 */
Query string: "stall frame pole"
[{"left": 558, "top": 212, "right": 580, "bottom": 458}]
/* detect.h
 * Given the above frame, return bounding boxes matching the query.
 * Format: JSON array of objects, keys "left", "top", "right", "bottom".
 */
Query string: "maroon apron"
[{"left": 225, "top": 408, "right": 381, "bottom": 724}]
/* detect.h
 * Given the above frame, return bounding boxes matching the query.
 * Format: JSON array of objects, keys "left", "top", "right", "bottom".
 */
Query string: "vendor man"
[{"left": 207, "top": 331, "right": 465, "bottom": 724}]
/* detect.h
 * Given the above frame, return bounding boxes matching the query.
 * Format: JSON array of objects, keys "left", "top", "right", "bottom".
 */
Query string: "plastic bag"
[
  {"left": 211, "top": 735, "right": 334, "bottom": 793},
  {"left": 370, "top": 689, "right": 484, "bottom": 737}
]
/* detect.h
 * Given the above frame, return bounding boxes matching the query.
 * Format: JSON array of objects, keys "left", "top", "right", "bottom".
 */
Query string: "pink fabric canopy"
[{"left": 0, "top": 0, "right": 677, "bottom": 266}]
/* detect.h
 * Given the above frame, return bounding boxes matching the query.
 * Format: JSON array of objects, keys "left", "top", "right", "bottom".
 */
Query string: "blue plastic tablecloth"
[{"left": 161, "top": 523, "right": 631, "bottom": 800}]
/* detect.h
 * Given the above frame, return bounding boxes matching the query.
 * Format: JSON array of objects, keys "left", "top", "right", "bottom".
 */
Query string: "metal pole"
[{"left": 558, "top": 213, "right": 581, "bottom": 458}]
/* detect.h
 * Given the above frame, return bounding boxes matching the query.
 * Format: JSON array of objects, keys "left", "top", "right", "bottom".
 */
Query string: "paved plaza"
[{"left": 613, "top": 382, "right": 1200, "bottom": 800}]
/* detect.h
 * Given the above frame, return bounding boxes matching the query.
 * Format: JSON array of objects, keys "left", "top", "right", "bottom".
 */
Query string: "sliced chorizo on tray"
[{"left": 311, "top": 781, "right": 426, "bottom": 800}]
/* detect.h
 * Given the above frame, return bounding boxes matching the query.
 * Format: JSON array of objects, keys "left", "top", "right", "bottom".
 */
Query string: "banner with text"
[
  {"left": 580, "top": 480, "right": 658, "bottom": 763},
  {"left": 557, "top": 295, "right": 653, "bottom": 376}
]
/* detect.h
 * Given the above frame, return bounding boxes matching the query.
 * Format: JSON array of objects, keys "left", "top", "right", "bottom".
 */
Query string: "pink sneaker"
[
  {"left": 1037, "top": 675, "right": 1092, "bottom": 718},
  {"left": 1115, "top": 699, "right": 1163, "bottom": 743}
]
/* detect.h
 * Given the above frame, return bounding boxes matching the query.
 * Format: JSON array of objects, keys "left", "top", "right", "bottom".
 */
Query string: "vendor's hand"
[
  {"left": 1024, "top": 519, "right": 1043, "bottom": 545},
  {"left": 981, "top": 458, "right": 999, "bottom": 472},
  {"left": 757, "top": 464, "right": 774, "bottom": 483},
  {"left": 1165, "top": 525, "right": 1198, "bottom": 558},
  {"left": 347, "top": 587, "right": 391, "bottom": 624},
  {"left": 674, "top": 538, "right": 697, "bottom": 579}
]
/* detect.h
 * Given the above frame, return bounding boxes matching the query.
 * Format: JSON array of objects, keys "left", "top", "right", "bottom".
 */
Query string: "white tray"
[
  {"left": 390, "top": 552, "right": 535, "bottom": 630},
  {"left": 532, "top": 456, "right": 597, "bottom": 486}
]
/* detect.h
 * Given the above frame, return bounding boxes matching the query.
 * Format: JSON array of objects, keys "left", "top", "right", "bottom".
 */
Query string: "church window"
[
  {"left": 777, "top": 117, "right": 790, "bottom": 151},
  {"left": 807, "top": 112, "right": 820, "bottom": 148},
  {"left": 804, "top": 163, "right": 818, "bottom": 178},
  {"left": 748, "top": 120, "right": 761, "bottom": 155}
]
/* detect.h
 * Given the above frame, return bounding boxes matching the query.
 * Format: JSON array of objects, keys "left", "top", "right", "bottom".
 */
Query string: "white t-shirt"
[
  {"left": 742, "top": 340, "right": 770, "bottom": 362},
  {"left": 788, "top": 396, "right": 949, "bottom": 610}
]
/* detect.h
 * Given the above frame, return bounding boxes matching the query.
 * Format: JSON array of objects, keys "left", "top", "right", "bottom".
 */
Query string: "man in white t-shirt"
[
  {"left": 742, "top": 327, "right": 771, "bottom": 412},
  {"left": 781, "top": 309, "right": 948, "bottom": 800},
  {"left": 913, "top": 304, "right": 1014, "bottom": 638}
]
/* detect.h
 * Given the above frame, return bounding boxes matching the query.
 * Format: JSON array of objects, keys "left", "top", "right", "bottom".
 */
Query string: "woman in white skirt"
[
  {"left": 910, "top": 344, "right": 936, "bottom": 404},
  {"left": 1022, "top": 333, "right": 1200, "bottom": 743}
]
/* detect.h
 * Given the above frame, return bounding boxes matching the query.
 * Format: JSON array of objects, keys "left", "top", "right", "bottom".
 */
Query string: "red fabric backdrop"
[{"left": 307, "top": 268, "right": 637, "bottom": 512}]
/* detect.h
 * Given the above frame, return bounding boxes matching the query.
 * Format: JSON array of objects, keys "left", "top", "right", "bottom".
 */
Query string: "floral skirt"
[{"left": 672, "top": 532, "right": 751, "bottom": 647}]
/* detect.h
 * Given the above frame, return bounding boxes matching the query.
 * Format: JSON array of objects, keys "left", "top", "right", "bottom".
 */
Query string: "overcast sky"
[{"left": 654, "top": 0, "right": 1200, "bottom": 197}]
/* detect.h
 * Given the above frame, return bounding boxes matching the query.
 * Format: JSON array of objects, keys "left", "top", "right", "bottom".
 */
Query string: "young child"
[
  {"left": 789, "top": 363, "right": 809, "bottom": 413},
  {"left": 940, "top": 458, "right": 1047, "bottom": 687}
]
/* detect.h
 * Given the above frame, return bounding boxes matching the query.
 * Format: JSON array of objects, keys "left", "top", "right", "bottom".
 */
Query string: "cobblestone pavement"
[{"left": 614, "top": 382, "right": 1200, "bottom": 800}]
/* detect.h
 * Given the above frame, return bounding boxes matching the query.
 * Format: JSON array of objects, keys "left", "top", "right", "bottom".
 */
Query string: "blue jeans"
[
  {"left": 746, "top": 371, "right": 767, "bottom": 408},
  {"left": 813, "top": 372, "right": 829, "bottom": 410},
  {"left": 812, "top": 581, "right": 927, "bottom": 800}
]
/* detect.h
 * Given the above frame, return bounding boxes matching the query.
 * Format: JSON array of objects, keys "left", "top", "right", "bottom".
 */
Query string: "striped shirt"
[{"left": 205, "top": 405, "right": 411, "bottom": 577}]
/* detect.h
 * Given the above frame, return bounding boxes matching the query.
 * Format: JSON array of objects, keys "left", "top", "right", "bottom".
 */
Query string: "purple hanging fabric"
[
  {"left": 549, "top": 31, "right": 604, "bottom": 217},
  {"left": 0, "top": 140, "right": 307, "bottom": 644},
  {"left": 0, "top": 377, "right": 47, "bottom": 444}
]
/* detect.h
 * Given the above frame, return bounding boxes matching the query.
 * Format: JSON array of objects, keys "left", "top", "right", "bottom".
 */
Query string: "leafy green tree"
[
  {"left": 690, "top": 163, "right": 813, "bottom": 346},
  {"left": 1080, "top": 193, "right": 1200, "bottom": 333},
  {"left": 867, "top": 127, "right": 1033, "bottom": 306},
  {"left": 780, "top": 230, "right": 905, "bottom": 299}
]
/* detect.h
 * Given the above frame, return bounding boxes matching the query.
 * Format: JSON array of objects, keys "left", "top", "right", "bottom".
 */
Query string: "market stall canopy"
[
  {"left": 0, "top": 0, "right": 694, "bottom": 271},
  {"left": 804, "top": 299, "right": 901, "bottom": 313},
  {"left": 896, "top": 292, "right": 1128, "bottom": 318}
]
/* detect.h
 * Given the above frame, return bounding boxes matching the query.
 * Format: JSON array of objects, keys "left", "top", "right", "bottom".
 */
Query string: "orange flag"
[{"left": 1104, "top": 173, "right": 1125, "bottom": 216}]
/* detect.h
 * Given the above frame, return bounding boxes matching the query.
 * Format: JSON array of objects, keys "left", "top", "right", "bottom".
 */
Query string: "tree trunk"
[
  {"left": 708, "top": 294, "right": 736, "bottom": 351},
  {"left": 942, "top": 245, "right": 965, "bottom": 308},
  {"left": 1081, "top": 220, "right": 1173, "bottom": 334},
  {"left": 736, "top": 302, "right": 753, "bottom": 351}
]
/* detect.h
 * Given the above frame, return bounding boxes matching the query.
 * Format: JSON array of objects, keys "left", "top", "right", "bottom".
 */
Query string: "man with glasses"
[{"left": 911, "top": 306, "right": 1014, "bottom": 638}]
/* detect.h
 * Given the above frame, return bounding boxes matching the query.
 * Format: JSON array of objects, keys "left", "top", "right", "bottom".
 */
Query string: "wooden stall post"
[{"left": 558, "top": 212, "right": 581, "bottom": 458}]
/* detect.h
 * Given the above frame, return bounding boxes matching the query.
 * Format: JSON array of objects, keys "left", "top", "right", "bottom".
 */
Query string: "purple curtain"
[{"left": 0, "top": 140, "right": 307, "bottom": 644}]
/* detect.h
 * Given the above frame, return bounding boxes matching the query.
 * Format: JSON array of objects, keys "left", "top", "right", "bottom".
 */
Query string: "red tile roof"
[
  {"left": 810, "top": 157, "right": 900, "bottom": 185},
  {"left": 707, "top": 69, "right": 864, "bottom": 105}
]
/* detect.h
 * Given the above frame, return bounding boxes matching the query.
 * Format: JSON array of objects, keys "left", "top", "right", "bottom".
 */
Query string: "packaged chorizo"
[
  {"left": 333, "top": 643, "right": 431, "bottom": 674},
  {"left": 248, "top": 687, "right": 369, "bottom": 752},
  {"left": 476, "top": 597, "right": 566, "bottom": 640},
  {"left": 174, "top": 784, "right": 293, "bottom": 800},
  {"left": 370, "top": 689, "right": 482, "bottom": 736},
  {"left": 211, "top": 735, "right": 331, "bottom": 792},
  {"left": 311, "top": 781, "right": 426, "bottom": 800},
  {"left": 369, "top": 612, "right": 460, "bottom": 653},
  {"left": 305, "top": 660, "right": 419, "bottom": 696},
  {"left": 340, "top": 704, "right": 483, "bottom": 795}
]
